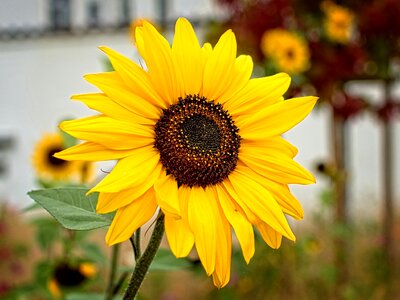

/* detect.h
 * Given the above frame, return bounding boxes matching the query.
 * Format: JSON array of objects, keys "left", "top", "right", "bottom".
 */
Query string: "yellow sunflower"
[
  {"left": 32, "top": 133, "right": 81, "bottom": 180},
  {"left": 261, "top": 28, "right": 310, "bottom": 75},
  {"left": 322, "top": 2, "right": 354, "bottom": 44},
  {"left": 55, "top": 18, "right": 317, "bottom": 287}
]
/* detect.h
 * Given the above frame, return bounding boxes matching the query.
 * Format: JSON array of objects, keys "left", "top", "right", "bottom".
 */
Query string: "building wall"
[{"left": 0, "top": 0, "right": 43, "bottom": 29}]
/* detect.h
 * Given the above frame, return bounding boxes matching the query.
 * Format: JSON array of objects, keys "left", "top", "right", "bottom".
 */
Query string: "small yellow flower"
[
  {"left": 322, "top": 1, "right": 354, "bottom": 44},
  {"left": 261, "top": 29, "right": 310, "bottom": 75},
  {"left": 56, "top": 18, "right": 317, "bottom": 288}
]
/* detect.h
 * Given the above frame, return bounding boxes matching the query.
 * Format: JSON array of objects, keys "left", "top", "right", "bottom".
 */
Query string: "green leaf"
[
  {"left": 27, "top": 188, "right": 113, "bottom": 231},
  {"left": 60, "top": 126, "right": 78, "bottom": 148},
  {"left": 149, "top": 248, "right": 192, "bottom": 271}
]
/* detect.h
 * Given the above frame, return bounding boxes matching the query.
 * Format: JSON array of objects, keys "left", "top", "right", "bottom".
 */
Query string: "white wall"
[{"left": 0, "top": 0, "right": 43, "bottom": 29}]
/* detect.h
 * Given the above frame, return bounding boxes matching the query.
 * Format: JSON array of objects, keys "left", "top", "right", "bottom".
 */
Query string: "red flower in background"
[
  {"left": 307, "top": 41, "right": 366, "bottom": 98},
  {"left": 374, "top": 101, "right": 400, "bottom": 123},
  {"left": 217, "top": 0, "right": 294, "bottom": 61}
]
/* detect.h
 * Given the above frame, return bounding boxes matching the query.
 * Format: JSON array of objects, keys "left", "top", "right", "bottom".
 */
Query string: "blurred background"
[{"left": 0, "top": 0, "right": 399, "bottom": 299}]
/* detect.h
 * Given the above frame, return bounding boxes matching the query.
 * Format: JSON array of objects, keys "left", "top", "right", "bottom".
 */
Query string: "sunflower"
[
  {"left": 32, "top": 133, "right": 82, "bottom": 180},
  {"left": 261, "top": 28, "right": 310, "bottom": 75},
  {"left": 55, "top": 18, "right": 317, "bottom": 287},
  {"left": 322, "top": 2, "right": 354, "bottom": 44},
  {"left": 47, "top": 262, "right": 97, "bottom": 298}
]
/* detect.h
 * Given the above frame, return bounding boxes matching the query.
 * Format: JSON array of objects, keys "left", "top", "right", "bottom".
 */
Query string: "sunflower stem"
[
  {"left": 123, "top": 213, "right": 165, "bottom": 300},
  {"left": 105, "top": 244, "right": 120, "bottom": 300},
  {"left": 133, "top": 227, "right": 141, "bottom": 261}
]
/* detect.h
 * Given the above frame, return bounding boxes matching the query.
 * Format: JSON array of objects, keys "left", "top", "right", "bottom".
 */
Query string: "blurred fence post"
[
  {"left": 382, "top": 78, "right": 394, "bottom": 295},
  {"left": 331, "top": 109, "right": 350, "bottom": 296},
  {"left": 157, "top": 0, "right": 168, "bottom": 31}
]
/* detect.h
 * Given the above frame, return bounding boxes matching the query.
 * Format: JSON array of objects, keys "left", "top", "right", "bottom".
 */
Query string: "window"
[
  {"left": 87, "top": 1, "right": 100, "bottom": 28},
  {"left": 120, "top": 0, "right": 131, "bottom": 27},
  {"left": 49, "top": 0, "right": 71, "bottom": 31}
]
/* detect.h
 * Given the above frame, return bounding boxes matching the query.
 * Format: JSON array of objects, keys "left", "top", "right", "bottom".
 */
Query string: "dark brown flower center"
[
  {"left": 154, "top": 95, "right": 240, "bottom": 188},
  {"left": 47, "top": 147, "right": 67, "bottom": 166}
]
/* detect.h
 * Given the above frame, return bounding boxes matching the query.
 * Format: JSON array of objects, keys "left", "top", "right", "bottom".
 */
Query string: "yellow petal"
[
  {"left": 154, "top": 173, "right": 181, "bottom": 217},
  {"left": 71, "top": 93, "right": 154, "bottom": 125},
  {"left": 54, "top": 142, "right": 136, "bottom": 161},
  {"left": 215, "top": 184, "right": 255, "bottom": 264},
  {"left": 59, "top": 115, "right": 154, "bottom": 150},
  {"left": 211, "top": 201, "right": 232, "bottom": 288},
  {"left": 97, "top": 183, "right": 156, "bottom": 214},
  {"left": 239, "top": 148, "right": 315, "bottom": 185},
  {"left": 135, "top": 26, "right": 145, "bottom": 59},
  {"left": 241, "top": 136, "right": 298, "bottom": 159},
  {"left": 172, "top": 17, "right": 202, "bottom": 96},
  {"left": 98, "top": 46, "right": 167, "bottom": 109},
  {"left": 84, "top": 72, "right": 161, "bottom": 120},
  {"left": 228, "top": 170, "right": 295, "bottom": 241},
  {"left": 164, "top": 215, "right": 194, "bottom": 258},
  {"left": 202, "top": 30, "right": 237, "bottom": 101},
  {"left": 106, "top": 189, "right": 157, "bottom": 245},
  {"left": 234, "top": 163, "right": 304, "bottom": 219},
  {"left": 268, "top": 184, "right": 304, "bottom": 220},
  {"left": 201, "top": 42, "right": 213, "bottom": 66},
  {"left": 89, "top": 147, "right": 161, "bottom": 193},
  {"left": 217, "top": 55, "right": 253, "bottom": 106},
  {"left": 256, "top": 221, "right": 282, "bottom": 249},
  {"left": 221, "top": 178, "right": 258, "bottom": 223},
  {"left": 239, "top": 96, "right": 318, "bottom": 139},
  {"left": 187, "top": 187, "right": 217, "bottom": 275},
  {"left": 136, "top": 21, "right": 180, "bottom": 105},
  {"left": 229, "top": 73, "right": 291, "bottom": 117}
]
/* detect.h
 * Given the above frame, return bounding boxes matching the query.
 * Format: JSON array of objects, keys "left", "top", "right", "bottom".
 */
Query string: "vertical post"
[
  {"left": 157, "top": 0, "right": 168, "bottom": 30},
  {"left": 331, "top": 110, "right": 349, "bottom": 298},
  {"left": 382, "top": 79, "right": 394, "bottom": 295}
]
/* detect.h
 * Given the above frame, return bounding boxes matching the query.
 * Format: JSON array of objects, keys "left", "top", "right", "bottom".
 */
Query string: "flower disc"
[{"left": 155, "top": 95, "right": 240, "bottom": 188}]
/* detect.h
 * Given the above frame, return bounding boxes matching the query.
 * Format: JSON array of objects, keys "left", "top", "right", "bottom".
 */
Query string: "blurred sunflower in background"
[
  {"left": 261, "top": 28, "right": 310, "bottom": 75},
  {"left": 48, "top": 262, "right": 97, "bottom": 298},
  {"left": 32, "top": 133, "right": 81, "bottom": 181},
  {"left": 56, "top": 18, "right": 317, "bottom": 287},
  {"left": 32, "top": 132, "right": 93, "bottom": 183},
  {"left": 322, "top": 1, "right": 355, "bottom": 44}
]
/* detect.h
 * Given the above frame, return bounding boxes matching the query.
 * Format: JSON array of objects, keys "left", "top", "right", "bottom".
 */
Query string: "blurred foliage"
[{"left": 137, "top": 189, "right": 399, "bottom": 300}]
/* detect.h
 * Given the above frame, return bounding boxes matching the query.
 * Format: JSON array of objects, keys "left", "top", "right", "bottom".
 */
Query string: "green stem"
[
  {"left": 123, "top": 213, "right": 165, "bottom": 300},
  {"left": 134, "top": 227, "right": 141, "bottom": 261},
  {"left": 105, "top": 244, "right": 120, "bottom": 300},
  {"left": 63, "top": 229, "right": 76, "bottom": 260}
]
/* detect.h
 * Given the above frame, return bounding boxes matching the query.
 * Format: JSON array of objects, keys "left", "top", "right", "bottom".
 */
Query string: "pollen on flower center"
[{"left": 154, "top": 95, "right": 240, "bottom": 188}]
